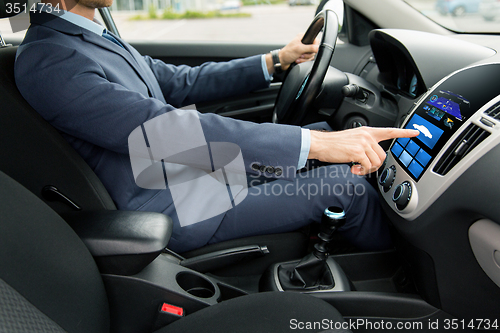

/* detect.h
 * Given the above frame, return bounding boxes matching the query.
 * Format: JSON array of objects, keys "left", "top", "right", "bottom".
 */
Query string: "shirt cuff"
[
  {"left": 261, "top": 54, "right": 272, "bottom": 82},
  {"left": 297, "top": 128, "right": 311, "bottom": 169}
]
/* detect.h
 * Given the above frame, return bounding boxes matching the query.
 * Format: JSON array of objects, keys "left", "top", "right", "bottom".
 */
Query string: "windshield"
[{"left": 405, "top": 0, "right": 500, "bottom": 33}]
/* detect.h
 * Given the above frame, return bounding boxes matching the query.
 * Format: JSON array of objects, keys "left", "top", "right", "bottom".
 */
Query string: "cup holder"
[{"left": 176, "top": 272, "right": 216, "bottom": 298}]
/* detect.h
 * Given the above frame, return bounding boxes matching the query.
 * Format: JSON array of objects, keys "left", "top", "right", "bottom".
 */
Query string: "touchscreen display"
[
  {"left": 390, "top": 64, "right": 500, "bottom": 181},
  {"left": 405, "top": 114, "right": 444, "bottom": 150}
]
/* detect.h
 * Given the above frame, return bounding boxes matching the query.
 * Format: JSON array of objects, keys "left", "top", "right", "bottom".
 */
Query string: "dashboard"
[
  {"left": 343, "top": 28, "right": 500, "bottom": 322},
  {"left": 362, "top": 29, "right": 500, "bottom": 220},
  {"left": 379, "top": 63, "right": 500, "bottom": 219}
]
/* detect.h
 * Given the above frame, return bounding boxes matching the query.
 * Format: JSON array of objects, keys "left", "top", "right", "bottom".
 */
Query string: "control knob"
[
  {"left": 379, "top": 166, "right": 396, "bottom": 192},
  {"left": 392, "top": 181, "right": 412, "bottom": 210}
]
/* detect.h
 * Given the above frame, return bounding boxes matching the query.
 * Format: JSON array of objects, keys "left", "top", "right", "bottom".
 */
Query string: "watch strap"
[{"left": 271, "top": 49, "right": 283, "bottom": 74}]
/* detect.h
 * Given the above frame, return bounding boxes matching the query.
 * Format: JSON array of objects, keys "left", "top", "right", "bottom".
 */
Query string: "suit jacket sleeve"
[
  {"left": 15, "top": 42, "right": 302, "bottom": 179},
  {"left": 142, "top": 55, "right": 269, "bottom": 108}
]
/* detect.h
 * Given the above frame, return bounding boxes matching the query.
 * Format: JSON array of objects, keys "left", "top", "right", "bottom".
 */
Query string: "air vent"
[
  {"left": 484, "top": 101, "right": 500, "bottom": 120},
  {"left": 433, "top": 124, "right": 490, "bottom": 176}
]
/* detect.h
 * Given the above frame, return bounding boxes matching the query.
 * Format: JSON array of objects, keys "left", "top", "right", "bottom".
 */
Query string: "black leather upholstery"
[
  {"left": 66, "top": 210, "right": 173, "bottom": 257},
  {"left": 66, "top": 210, "right": 173, "bottom": 275},
  {"left": 0, "top": 170, "right": 349, "bottom": 333}
]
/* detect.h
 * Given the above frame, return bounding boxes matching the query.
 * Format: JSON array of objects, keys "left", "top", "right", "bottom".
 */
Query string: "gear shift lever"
[
  {"left": 277, "top": 206, "right": 346, "bottom": 290},
  {"left": 314, "top": 206, "right": 346, "bottom": 260}
]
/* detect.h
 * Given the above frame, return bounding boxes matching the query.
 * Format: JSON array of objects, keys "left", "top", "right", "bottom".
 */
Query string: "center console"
[
  {"left": 102, "top": 253, "right": 249, "bottom": 332},
  {"left": 64, "top": 210, "right": 251, "bottom": 332},
  {"left": 64, "top": 199, "right": 462, "bottom": 333},
  {"left": 378, "top": 63, "right": 500, "bottom": 219}
]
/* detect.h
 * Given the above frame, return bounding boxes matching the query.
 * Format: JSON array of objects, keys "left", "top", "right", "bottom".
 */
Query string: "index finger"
[{"left": 369, "top": 128, "right": 420, "bottom": 143}]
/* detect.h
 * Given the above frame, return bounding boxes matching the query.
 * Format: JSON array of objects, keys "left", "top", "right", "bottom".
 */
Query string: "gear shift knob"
[
  {"left": 314, "top": 206, "right": 346, "bottom": 259},
  {"left": 319, "top": 206, "right": 346, "bottom": 240}
]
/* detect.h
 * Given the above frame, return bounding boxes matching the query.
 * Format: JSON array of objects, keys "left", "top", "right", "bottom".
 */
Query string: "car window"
[
  {"left": 1, "top": 1, "right": 317, "bottom": 43},
  {"left": 0, "top": 8, "right": 106, "bottom": 41},
  {"left": 405, "top": 0, "right": 500, "bottom": 33},
  {"left": 111, "top": 0, "right": 317, "bottom": 43}
]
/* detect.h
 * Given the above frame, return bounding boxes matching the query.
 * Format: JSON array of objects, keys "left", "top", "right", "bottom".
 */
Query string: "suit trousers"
[{"left": 209, "top": 122, "right": 391, "bottom": 251}]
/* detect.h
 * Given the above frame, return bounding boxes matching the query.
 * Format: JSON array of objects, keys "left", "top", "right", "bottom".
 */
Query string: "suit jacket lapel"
[{"left": 80, "top": 30, "right": 155, "bottom": 94}]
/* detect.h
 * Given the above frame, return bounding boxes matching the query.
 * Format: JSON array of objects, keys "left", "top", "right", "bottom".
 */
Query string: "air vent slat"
[
  {"left": 433, "top": 125, "right": 475, "bottom": 175},
  {"left": 433, "top": 124, "right": 490, "bottom": 176},
  {"left": 484, "top": 102, "right": 500, "bottom": 120}
]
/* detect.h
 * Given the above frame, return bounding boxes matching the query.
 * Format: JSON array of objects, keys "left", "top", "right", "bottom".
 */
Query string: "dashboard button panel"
[
  {"left": 378, "top": 165, "right": 396, "bottom": 193},
  {"left": 392, "top": 181, "right": 412, "bottom": 210}
]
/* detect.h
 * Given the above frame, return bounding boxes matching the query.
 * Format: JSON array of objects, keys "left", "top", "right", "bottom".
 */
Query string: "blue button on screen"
[
  {"left": 408, "top": 160, "right": 424, "bottom": 178},
  {"left": 415, "top": 149, "right": 432, "bottom": 167},
  {"left": 405, "top": 114, "right": 444, "bottom": 149},
  {"left": 391, "top": 142, "right": 404, "bottom": 158},
  {"left": 399, "top": 150, "right": 412, "bottom": 167},
  {"left": 397, "top": 137, "right": 410, "bottom": 148},
  {"left": 405, "top": 140, "right": 420, "bottom": 157}
]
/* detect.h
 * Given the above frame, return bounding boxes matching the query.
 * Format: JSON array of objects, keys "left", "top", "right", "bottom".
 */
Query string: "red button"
[{"left": 160, "top": 303, "right": 184, "bottom": 317}]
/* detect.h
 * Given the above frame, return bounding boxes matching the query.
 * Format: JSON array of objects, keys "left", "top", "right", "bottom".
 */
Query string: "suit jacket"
[{"left": 15, "top": 11, "right": 302, "bottom": 252}]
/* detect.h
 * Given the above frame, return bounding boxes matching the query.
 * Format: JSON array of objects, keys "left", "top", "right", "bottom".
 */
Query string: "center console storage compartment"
[{"left": 103, "top": 254, "right": 248, "bottom": 333}]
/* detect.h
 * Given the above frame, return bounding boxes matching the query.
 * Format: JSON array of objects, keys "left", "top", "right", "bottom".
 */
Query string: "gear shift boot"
[
  {"left": 278, "top": 253, "right": 334, "bottom": 290},
  {"left": 260, "top": 256, "right": 351, "bottom": 292},
  {"left": 260, "top": 206, "right": 351, "bottom": 292}
]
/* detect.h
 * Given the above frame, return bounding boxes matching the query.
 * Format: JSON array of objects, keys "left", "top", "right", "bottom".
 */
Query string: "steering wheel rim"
[{"left": 272, "top": 10, "right": 339, "bottom": 125}]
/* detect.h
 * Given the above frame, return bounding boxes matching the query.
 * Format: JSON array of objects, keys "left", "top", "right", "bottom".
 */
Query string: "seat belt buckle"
[{"left": 152, "top": 302, "right": 185, "bottom": 331}]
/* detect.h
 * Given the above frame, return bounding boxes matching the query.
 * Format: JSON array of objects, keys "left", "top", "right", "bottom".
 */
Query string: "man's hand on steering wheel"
[
  {"left": 265, "top": 34, "right": 319, "bottom": 75},
  {"left": 267, "top": 11, "right": 420, "bottom": 177}
]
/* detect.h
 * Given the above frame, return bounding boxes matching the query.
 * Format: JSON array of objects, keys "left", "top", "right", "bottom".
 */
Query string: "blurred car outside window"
[
  {"left": 405, "top": 0, "right": 500, "bottom": 33},
  {"left": 111, "top": 0, "right": 317, "bottom": 43},
  {"left": 0, "top": 0, "right": 317, "bottom": 43}
]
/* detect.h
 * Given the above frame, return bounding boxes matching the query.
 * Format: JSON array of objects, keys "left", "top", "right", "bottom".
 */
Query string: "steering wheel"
[{"left": 272, "top": 10, "right": 339, "bottom": 125}]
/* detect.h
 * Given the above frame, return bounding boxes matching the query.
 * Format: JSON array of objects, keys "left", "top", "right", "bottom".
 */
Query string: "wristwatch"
[{"left": 271, "top": 49, "right": 283, "bottom": 74}]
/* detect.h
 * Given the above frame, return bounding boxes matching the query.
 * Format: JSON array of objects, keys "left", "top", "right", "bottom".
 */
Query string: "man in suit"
[{"left": 15, "top": 0, "right": 418, "bottom": 253}]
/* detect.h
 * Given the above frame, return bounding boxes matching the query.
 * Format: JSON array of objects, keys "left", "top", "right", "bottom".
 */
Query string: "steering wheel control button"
[
  {"left": 392, "top": 181, "right": 412, "bottom": 210},
  {"left": 379, "top": 165, "right": 396, "bottom": 193},
  {"left": 251, "top": 163, "right": 260, "bottom": 172},
  {"left": 275, "top": 168, "right": 283, "bottom": 177}
]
